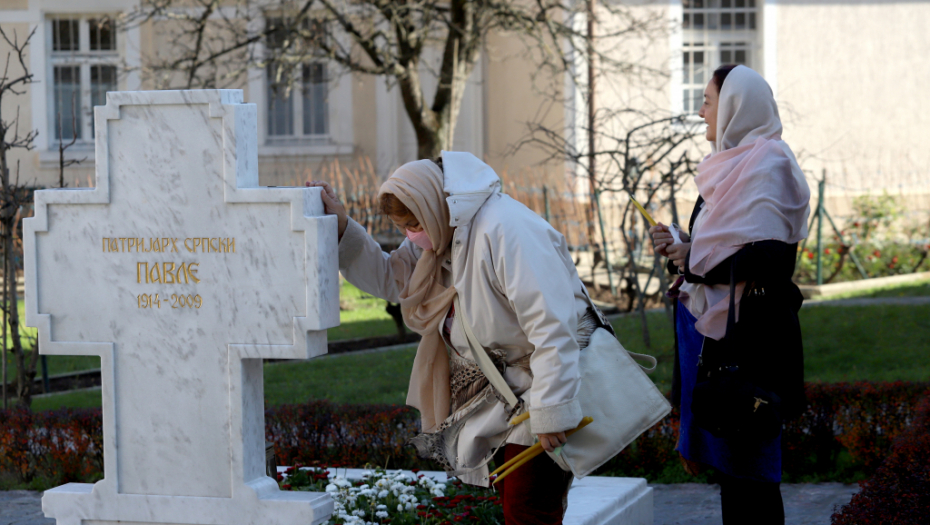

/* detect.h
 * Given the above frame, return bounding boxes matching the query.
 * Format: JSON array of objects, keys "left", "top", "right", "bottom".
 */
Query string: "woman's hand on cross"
[{"left": 307, "top": 181, "right": 349, "bottom": 240}]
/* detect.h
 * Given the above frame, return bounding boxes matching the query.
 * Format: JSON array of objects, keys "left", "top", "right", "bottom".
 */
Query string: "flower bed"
[
  {"left": 280, "top": 467, "right": 503, "bottom": 525},
  {"left": 831, "top": 395, "right": 930, "bottom": 524},
  {"left": 2, "top": 382, "right": 928, "bottom": 489},
  {"left": 795, "top": 240, "right": 929, "bottom": 285}
]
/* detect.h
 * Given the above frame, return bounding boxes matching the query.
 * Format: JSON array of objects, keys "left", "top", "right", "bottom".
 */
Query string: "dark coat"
[{"left": 670, "top": 197, "right": 807, "bottom": 421}]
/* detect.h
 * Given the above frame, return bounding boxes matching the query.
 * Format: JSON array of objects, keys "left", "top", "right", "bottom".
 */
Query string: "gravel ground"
[{"left": 1, "top": 482, "right": 858, "bottom": 525}]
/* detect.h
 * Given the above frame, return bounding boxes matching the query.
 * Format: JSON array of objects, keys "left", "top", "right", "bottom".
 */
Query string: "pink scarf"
[{"left": 681, "top": 66, "right": 810, "bottom": 340}]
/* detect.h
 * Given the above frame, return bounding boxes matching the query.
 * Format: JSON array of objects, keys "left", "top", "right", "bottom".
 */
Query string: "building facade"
[{"left": 1, "top": 0, "right": 928, "bottom": 220}]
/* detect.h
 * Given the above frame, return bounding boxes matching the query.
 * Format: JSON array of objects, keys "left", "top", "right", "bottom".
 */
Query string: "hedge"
[
  {"left": 831, "top": 395, "right": 930, "bottom": 524},
  {"left": 2, "top": 381, "right": 927, "bottom": 490}
]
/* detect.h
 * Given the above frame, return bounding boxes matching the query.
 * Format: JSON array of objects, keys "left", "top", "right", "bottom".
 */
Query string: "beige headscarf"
[
  {"left": 379, "top": 159, "right": 457, "bottom": 432},
  {"left": 681, "top": 66, "right": 810, "bottom": 340}
]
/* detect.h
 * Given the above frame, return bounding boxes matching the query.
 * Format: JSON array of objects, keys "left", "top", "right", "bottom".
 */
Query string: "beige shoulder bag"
[{"left": 454, "top": 294, "right": 672, "bottom": 478}]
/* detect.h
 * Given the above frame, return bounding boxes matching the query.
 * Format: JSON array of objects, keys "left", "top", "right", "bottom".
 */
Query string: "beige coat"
[{"left": 337, "top": 156, "right": 588, "bottom": 485}]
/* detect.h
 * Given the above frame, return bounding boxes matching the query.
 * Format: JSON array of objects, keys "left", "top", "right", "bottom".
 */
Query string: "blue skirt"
[{"left": 675, "top": 301, "right": 782, "bottom": 483}]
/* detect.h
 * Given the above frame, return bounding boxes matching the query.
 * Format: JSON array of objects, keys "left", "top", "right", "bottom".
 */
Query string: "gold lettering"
[
  {"left": 149, "top": 263, "right": 162, "bottom": 284},
  {"left": 210, "top": 238, "right": 219, "bottom": 253},
  {"left": 218, "top": 239, "right": 227, "bottom": 252},
  {"left": 137, "top": 238, "right": 144, "bottom": 252},
  {"left": 149, "top": 238, "right": 158, "bottom": 252},
  {"left": 202, "top": 238, "right": 211, "bottom": 253},
  {"left": 176, "top": 263, "right": 189, "bottom": 284},
  {"left": 192, "top": 238, "right": 201, "bottom": 252},
  {"left": 127, "top": 238, "right": 136, "bottom": 252},
  {"left": 187, "top": 262, "right": 201, "bottom": 283},
  {"left": 110, "top": 239, "right": 118, "bottom": 252},
  {"left": 137, "top": 262, "right": 148, "bottom": 283},
  {"left": 170, "top": 238, "right": 179, "bottom": 252},
  {"left": 228, "top": 238, "right": 235, "bottom": 253},
  {"left": 103, "top": 238, "right": 108, "bottom": 252},
  {"left": 184, "top": 238, "right": 194, "bottom": 252},
  {"left": 163, "top": 262, "right": 176, "bottom": 284},
  {"left": 161, "top": 238, "right": 170, "bottom": 252}
]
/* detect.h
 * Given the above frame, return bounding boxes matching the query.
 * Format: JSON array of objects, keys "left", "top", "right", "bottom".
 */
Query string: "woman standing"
[
  {"left": 650, "top": 65, "right": 810, "bottom": 524},
  {"left": 310, "top": 151, "right": 613, "bottom": 523}
]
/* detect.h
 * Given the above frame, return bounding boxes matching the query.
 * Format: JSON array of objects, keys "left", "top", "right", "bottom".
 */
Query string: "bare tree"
[
  {"left": 56, "top": 93, "right": 85, "bottom": 189},
  {"left": 124, "top": 0, "right": 664, "bottom": 159},
  {"left": 523, "top": 108, "right": 703, "bottom": 345},
  {"left": 0, "top": 26, "right": 39, "bottom": 408}
]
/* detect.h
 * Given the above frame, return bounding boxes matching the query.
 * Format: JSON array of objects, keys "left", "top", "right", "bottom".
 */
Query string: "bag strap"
[
  {"left": 725, "top": 258, "right": 737, "bottom": 339},
  {"left": 626, "top": 351, "right": 658, "bottom": 372},
  {"left": 453, "top": 295, "right": 520, "bottom": 409},
  {"left": 579, "top": 282, "right": 657, "bottom": 372}
]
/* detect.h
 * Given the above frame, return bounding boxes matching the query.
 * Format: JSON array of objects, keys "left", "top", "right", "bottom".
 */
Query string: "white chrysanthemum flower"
[
  {"left": 405, "top": 502, "right": 414, "bottom": 511},
  {"left": 376, "top": 504, "right": 387, "bottom": 510},
  {"left": 397, "top": 504, "right": 404, "bottom": 512},
  {"left": 325, "top": 484, "right": 337, "bottom": 492},
  {"left": 375, "top": 511, "right": 388, "bottom": 518},
  {"left": 352, "top": 509, "right": 365, "bottom": 516},
  {"left": 378, "top": 490, "right": 389, "bottom": 498}
]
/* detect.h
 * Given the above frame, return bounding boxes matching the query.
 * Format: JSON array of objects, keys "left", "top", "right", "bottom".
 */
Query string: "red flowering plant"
[
  {"left": 280, "top": 467, "right": 503, "bottom": 525},
  {"left": 831, "top": 395, "right": 930, "bottom": 524},
  {"left": 5, "top": 386, "right": 928, "bottom": 489},
  {"left": 0, "top": 408, "right": 103, "bottom": 489}
]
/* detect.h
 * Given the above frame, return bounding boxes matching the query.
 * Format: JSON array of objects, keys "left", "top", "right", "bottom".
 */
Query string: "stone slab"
[{"left": 280, "top": 468, "right": 653, "bottom": 525}]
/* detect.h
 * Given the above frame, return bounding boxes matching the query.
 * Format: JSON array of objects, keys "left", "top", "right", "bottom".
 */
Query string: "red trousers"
[{"left": 493, "top": 444, "right": 574, "bottom": 525}]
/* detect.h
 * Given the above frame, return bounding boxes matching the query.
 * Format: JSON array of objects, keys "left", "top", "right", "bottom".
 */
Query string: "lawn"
[
  {"left": 7, "top": 281, "right": 399, "bottom": 384},
  {"left": 28, "top": 302, "right": 930, "bottom": 411}
]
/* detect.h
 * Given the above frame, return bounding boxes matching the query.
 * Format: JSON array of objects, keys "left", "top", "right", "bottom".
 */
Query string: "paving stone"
[
  {"left": 0, "top": 490, "right": 53, "bottom": 525},
  {"left": 652, "top": 483, "right": 860, "bottom": 525}
]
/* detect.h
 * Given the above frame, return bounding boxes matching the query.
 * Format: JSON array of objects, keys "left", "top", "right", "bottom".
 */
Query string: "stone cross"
[{"left": 24, "top": 90, "right": 339, "bottom": 525}]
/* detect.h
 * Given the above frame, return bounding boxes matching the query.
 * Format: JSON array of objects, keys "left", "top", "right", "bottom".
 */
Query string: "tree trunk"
[{"left": 385, "top": 302, "right": 406, "bottom": 338}]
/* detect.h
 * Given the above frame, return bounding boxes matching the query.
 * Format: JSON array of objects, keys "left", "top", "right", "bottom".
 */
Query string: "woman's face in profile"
[{"left": 698, "top": 80, "right": 719, "bottom": 143}]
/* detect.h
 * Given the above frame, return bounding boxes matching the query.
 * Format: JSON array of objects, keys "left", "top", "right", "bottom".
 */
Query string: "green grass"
[
  {"left": 264, "top": 348, "right": 418, "bottom": 406},
  {"left": 30, "top": 388, "right": 104, "bottom": 412},
  {"left": 327, "top": 280, "right": 401, "bottom": 341},
  {"left": 30, "top": 303, "right": 930, "bottom": 412},
  {"left": 5, "top": 282, "right": 397, "bottom": 381}
]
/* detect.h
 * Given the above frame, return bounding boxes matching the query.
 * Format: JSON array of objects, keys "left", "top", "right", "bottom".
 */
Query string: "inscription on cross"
[{"left": 24, "top": 90, "right": 338, "bottom": 525}]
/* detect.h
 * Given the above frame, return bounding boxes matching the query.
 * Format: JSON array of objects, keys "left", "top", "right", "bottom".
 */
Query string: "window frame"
[
  {"left": 263, "top": 15, "right": 331, "bottom": 145},
  {"left": 46, "top": 14, "right": 120, "bottom": 148},
  {"left": 677, "top": 0, "right": 762, "bottom": 117}
]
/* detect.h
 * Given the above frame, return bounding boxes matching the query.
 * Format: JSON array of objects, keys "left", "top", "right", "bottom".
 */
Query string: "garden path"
[
  {"left": 802, "top": 296, "right": 930, "bottom": 307},
  {"left": 651, "top": 482, "right": 859, "bottom": 524},
  {"left": 1, "top": 483, "right": 859, "bottom": 525}
]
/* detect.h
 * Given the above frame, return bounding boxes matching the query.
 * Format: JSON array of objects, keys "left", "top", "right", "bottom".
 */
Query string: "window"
[
  {"left": 49, "top": 16, "right": 119, "bottom": 143},
  {"left": 681, "top": 0, "right": 759, "bottom": 114},
  {"left": 265, "top": 17, "right": 329, "bottom": 141}
]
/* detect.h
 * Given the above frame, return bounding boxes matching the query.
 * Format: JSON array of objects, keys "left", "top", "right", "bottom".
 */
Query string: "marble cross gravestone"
[{"left": 24, "top": 90, "right": 339, "bottom": 525}]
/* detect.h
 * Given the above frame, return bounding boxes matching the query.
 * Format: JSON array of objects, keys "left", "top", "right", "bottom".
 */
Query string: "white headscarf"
[{"left": 713, "top": 65, "right": 783, "bottom": 153}]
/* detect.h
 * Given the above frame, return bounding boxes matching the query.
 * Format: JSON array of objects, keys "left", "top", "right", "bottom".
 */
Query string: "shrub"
[
  {"left": 265, "top": 401, "right": 438, "bottom": 471},
  {"left": 0, "top": 408, "right": 103, "bottom": 489},
  {"left": 831, "top": 395, "right": 930, "bottom": 524},
  {"left": 2, "top": 382, "right": 927, "bottom": 490},
  {"left": 596, "top": 382, "right": 929, "bottom": 483}
]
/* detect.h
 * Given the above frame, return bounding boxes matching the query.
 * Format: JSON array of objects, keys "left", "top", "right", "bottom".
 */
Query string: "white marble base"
[
  {"left": 279, "top": 468, "right": 653, "bottom": 525},
  {"left": 42, "top": 479, "right": 332, "bottom": 525}
]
